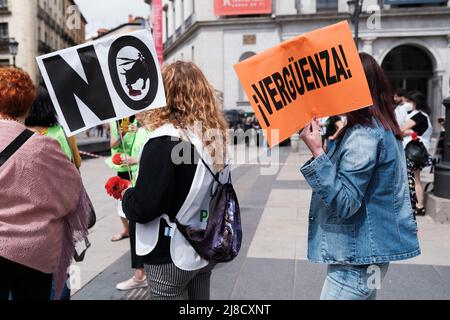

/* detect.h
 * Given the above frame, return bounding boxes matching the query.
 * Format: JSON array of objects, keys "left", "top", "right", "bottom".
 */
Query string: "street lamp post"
[
  {"left": 434, "top": 97, "right": 450, "bottom": 199},
  {"left": 347, "top": 0, "right": 363, "bottom": 50},
  {"left": 8, "top": 38, "right": 19, "bottom": 68}
]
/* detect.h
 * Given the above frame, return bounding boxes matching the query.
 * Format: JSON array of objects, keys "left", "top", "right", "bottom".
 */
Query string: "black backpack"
[{"left": 405, "top": 138, "right": 430, "bottom": 168}]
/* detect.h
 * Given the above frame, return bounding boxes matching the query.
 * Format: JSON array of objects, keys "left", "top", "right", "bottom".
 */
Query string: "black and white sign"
[{"left": 36, "top": 30, "right": 166, "bottom": 136}]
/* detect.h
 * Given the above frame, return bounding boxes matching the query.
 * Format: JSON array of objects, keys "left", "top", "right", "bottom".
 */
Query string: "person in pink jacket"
[{"left": 0, "top": 68, "right": 90, "bottom": 300}]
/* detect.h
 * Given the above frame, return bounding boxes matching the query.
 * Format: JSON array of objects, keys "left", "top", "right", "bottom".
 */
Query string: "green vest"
[
  {"left": 45, "top": 125, "right": 73, "bottom": 161},
  {"left": 105, "top": 120, "right": 151, "bottom": 180},
  {"left": 105, "top": 120, "right": 137, "bottom": 173}
]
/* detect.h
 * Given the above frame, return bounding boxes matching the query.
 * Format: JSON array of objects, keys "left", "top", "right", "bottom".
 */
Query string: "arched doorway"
[
  {"left": 237, "top": 51, "right": 256, "bottom": 108},
  {"left": 382, "top": 45, "right": 433, "bottom": 97},
  {"left": 382, "top": 44, "right": 442, "bottom": 134}
]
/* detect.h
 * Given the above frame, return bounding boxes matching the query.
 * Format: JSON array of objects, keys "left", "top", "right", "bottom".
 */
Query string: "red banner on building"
[
  {"left": 152, "top": 0, "right": 164, "bottom": 65},
  {"left": 214, "top": 0, "right": 272, "bottom": 16}
]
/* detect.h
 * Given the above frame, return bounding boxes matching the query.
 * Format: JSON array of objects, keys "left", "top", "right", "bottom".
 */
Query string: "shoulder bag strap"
[
  {"left": 179, "top": 129, "right": 224, "bottom": 184},
  {"left": 0, "top": 129, "right": 34, "bottom": 168}
]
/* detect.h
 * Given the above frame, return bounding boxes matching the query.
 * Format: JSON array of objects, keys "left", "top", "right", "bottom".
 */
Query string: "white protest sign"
[{"left": 36, "top": 30, "right": 166, "bottom": 136}]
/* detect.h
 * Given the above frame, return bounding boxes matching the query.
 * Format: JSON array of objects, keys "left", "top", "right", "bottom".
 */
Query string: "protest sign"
[
  {"left": 234, "top": 21, "right": 373, "bottom": 147},
  {"left": 37, "top": 30, "right": 166, "bottom": 136}
]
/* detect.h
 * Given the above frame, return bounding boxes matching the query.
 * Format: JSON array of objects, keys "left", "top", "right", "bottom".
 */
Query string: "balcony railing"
[
  {"left": 164, "top": 35, "right": 173, "bottom": 50},
  {"left": 164, "top": 14, "right": 196, "bottom": 51},
  {"left": 175, "top": 26, "right": 182, "bottom": 38},
  {"left": 185, "top": 14, "right": 194, "bottom": 29},
  {"left": 37, "top": 5, "right": 78, "bottom": 49},
  {"left": 38, "top": 40, "right": 53, "bottom": 54}
]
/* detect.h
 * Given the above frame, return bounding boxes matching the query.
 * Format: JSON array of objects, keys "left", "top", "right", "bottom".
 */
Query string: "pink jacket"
[{"left": 0, "top": 121, "right": 90, "bottom": 297}]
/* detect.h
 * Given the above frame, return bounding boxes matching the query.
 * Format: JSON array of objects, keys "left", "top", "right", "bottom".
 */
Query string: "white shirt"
[{"left": 395, "top": 102, "right": 413, "bottom": 128}]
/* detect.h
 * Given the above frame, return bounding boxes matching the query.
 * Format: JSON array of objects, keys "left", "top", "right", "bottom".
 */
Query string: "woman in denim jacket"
[{"left": 300, "top": 53, "right": 420, "bottom": 300}]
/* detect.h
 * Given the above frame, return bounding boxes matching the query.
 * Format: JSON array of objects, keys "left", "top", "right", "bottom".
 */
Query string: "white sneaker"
[{"left": 116, "top": 276, "right": 148, "bottom": 291}]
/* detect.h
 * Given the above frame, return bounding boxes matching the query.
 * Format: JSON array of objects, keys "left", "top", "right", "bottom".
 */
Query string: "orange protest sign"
[{"left": 234, "top": 21, "right": 373, "bottom": 147}]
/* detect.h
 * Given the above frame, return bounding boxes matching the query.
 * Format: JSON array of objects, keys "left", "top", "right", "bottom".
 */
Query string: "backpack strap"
[
  {"left": 179, "top": 129, "right": 225, "bottom": 185},
  {"left": 0, "top": 129, "right": 34, "bottom": 168},
  {"left": 200, "top": 158, "right": 222, "bottom": 184}
]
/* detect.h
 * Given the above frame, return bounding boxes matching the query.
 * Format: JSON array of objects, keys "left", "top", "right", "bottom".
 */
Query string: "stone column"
[
  {"left": 276, "top": 0, "right": 297, "bottom": 15},
  {"left": 360, "top": 37, "right": 376, "bottom": 55},
  {"left": 338, "top": 0, "right": 348, "bottom": 13},
  {"left": 301, "top": 0, "right": 316, "bottom": 14}
]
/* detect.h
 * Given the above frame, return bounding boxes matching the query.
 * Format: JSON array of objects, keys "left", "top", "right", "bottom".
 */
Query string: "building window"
[
  {"left": 172, "top": 1, "right": 176, "bottom": 37},
  {"left": 238, "top": 52, "right": 256, "bottom": 102},
  {"left": 0, "top": 22, "right": 8, "bottom": 39},
  {"left": 181, "top": 0, "right": 185, "bottom": 22},
  {"left": 316, "top": 0, "right": 338, "bottom": 11},
  {"left": 0, "top": 0, "right": 8, "bottom": 10},
  {"left": 163, "top": 4, "right": 169, "bottom": 41}
]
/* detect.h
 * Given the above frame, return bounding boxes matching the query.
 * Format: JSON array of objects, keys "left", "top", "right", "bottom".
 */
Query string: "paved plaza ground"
[{"left": 72, "top": 144, "right": 450, "bottom": 300}]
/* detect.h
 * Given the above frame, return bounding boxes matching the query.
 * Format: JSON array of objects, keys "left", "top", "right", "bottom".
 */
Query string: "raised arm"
[{"left": 301, "top": 127, "right": 380, "bottom": 220}]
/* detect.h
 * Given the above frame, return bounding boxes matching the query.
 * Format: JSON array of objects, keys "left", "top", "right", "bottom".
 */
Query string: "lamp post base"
[{"left": 434, "top": 161, "right": 450, "bottom": 199}]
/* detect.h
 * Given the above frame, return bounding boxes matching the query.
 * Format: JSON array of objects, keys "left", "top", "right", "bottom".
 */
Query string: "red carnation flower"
[
  {"left": 105, "top": 176, "right": 130, "bottom": 200},
  {"left": 411, "top": 132, "right": 418, "bottom": 141},
  {"left": 112, "top": 153, "right": 122, "bottom": 165},
  {"left": 120, "top": 179, "right": 131, "bottom": 190}
]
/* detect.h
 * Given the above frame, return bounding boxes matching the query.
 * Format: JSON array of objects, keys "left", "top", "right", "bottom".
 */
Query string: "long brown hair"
[
  {"left": 345, "top": 53, "right": 402, "bottom": 139},
  {"left": 143, "top": 61, "right": 228, "bottom": 167}
]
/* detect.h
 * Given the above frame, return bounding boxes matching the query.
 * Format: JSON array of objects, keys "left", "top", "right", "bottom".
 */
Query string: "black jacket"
[{"left": 122, "top": 136, "right": 197, "bottom": 264}]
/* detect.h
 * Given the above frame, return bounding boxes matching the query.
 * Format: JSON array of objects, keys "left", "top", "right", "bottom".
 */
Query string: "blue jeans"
[
  {"left": 50, "top": 276, "right": 71, "bottom": 300},
  {"left": 320, "top": 263, "right": 389, "bottom": 300}
]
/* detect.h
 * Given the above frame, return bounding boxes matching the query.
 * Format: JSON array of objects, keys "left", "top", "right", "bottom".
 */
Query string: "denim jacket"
[{"left": 300, "top": 120, "right": 420, "bottom": 265}]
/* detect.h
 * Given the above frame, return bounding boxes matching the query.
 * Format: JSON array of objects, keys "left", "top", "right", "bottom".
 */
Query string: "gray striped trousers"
[{"left": 144, "top": 263, "right": 214, "bottom": 300}]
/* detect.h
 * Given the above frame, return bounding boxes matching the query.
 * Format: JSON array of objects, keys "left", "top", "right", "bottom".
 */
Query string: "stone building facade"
[
  {"left": 159, "top": 0, "right": 450, "bottom": 133},
  {"left": 0, "top": 0, "right": 87, "bottom": 83}
]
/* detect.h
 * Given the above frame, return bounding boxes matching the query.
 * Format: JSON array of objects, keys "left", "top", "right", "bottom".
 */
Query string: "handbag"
[
  {"left": 405, "top": 138, "right": 430, "bottom": 168},
  {"left": 86, "top": 195, "right": 97, "bottom": 230},
  {"left": 175, "top": 131, "right": 242, "bottom": 263}
]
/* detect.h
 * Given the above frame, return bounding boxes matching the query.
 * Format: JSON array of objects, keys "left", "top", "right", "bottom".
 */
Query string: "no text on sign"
[
  {"left": 234, "top": 21, "right": 373, "bottom": 147},
  {"left": 36, "top": 30, "right": 166, "bottom": 136}
]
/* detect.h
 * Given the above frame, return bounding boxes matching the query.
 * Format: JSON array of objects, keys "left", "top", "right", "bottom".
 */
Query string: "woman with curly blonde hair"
[{"left": 122, "top": 61, "right": 229, "bottom": 300}]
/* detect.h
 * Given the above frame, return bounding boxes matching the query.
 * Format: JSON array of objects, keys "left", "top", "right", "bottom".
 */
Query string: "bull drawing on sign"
[{"left": 118, "top": 53, "right": 151, "bottom": 97}]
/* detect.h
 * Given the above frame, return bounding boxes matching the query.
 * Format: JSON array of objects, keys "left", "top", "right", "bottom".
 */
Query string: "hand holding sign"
[
  {"left": 300, "top": 119, "right": 324, "bottom": 159},
  {"left": 234, "top": 21, "right": 373, "bottom": 147}
]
